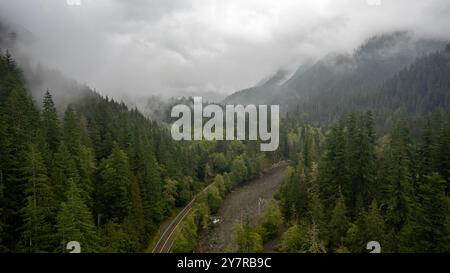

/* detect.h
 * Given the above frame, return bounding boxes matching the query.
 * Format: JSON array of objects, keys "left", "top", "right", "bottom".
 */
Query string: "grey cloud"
[{"left": 1, "top": 0, "right": 450, "bottom": 100}]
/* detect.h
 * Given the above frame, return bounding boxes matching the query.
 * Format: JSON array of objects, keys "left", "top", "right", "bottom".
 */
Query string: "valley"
[{"left": 196, "top": 163, "right": 287, "bottom": 252}]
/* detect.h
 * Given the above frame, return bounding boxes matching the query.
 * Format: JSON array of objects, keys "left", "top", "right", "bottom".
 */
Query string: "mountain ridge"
[{"left": 223, "top": 32, "right": 448, "bottom": 119}]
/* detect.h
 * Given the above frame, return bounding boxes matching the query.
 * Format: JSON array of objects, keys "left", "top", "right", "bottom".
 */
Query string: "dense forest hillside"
[
  {"left": 0, "top": 51, "right": 277, "bottom": 252},
  {"left": 273, "top": 111, "right": 450, "bottom": 253}
]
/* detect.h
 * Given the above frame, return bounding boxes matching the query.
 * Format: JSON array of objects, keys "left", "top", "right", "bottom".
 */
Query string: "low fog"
[{"left": 1, "top": 0, "right": 450, "bottom": 101}]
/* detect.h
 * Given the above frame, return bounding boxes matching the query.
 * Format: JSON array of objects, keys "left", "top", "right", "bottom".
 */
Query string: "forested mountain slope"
[
  {"left": 275, "top": 111, "right": 450, "bottom": 253},
  {"left": 291, "top": 44, "right": 450, "bottom": 133},
  {"left": 224, "top": 32, "right": 447, "bottom": 123},
  {"left": 0, "top": 51, "right": 275, "bottom": 252}
]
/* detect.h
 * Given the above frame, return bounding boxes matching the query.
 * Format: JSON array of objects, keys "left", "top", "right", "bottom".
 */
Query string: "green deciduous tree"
[
  {"left": 234, "top": 220, "right": 263, "bottom": 253},
  {"left": 281, "top": 224, "right": 307, "bottom": 253},
  {"left": 172, "top": 214, "right": 198, "bottom": 253},
  {"left": 206, "top": 185, "right": 223, "bottom": 214},
  {"left": 230, "top": 156, "right": 248, "bottom": 186},
  {"left": 259, "top": 200, "right": 283, "bottom": 241}
]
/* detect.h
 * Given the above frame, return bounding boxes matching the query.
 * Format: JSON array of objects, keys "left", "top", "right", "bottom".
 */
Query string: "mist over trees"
[{"left": 0, "top": 51, "right": 278, "bottom": 252}]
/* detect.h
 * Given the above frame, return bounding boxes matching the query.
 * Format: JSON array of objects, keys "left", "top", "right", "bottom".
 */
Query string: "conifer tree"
[
  {"left": 418, "top": 119, "right": 436, "bottom": 178},
  {"left": 1, "top": 89, "right": 39, "bottom": 250},
  {"left": 122, "top": 176, "right": 146, "bottom": 251},
  {"left": 56, "top": 179, "right": 98, "bottom": 252},
  {"left": 20, "top": 143, "right": 56, "bottom": 252},
  {"left": 77, "top": 145, "right": 95, "bottom": 207},
  {"left": 51, "top": 142, "right": 79, "bottom": 200},
  {"left": 0, "top": 114, "right": 6, "bottom": 251},
  {"left": 41, "top": 90, "right": 61, "bottom": 156},
  {"left": 97, "top": 143, "right": 131, "bottom": 223},
  {"left": 329, "top": 190, "right": 349, "bottom": 250},
  {"left": 307, "top": 223, "right": 326, "bottom": 253},
  {"left": 295, "top": 166, "right": 309, "bottom": 221},
  {"left": 318, "top": 123, "right": 347, "bottom": 209},
  {"left": 384, "top": 121, "right": 415, "bottom": 251},
  {"left": 412, "top": 173, "right": 450, "bottom": 252},
  {"left": 63, "top": 106, "right": 83, "bottom": 157},
  {"left": 308, "top": 188, "right": 327, "bottom": 241},
  {"left": 140, "top": 146, "right": 163, "bottom": 231},
  {"left": 361, "top": 199, "right": 386, "bottom": 248},
  {"left": 436, "top": 120, "right": 450, "bottom": 193}
]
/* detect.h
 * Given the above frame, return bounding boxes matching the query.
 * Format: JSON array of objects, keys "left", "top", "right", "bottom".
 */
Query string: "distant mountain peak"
[
  {"left": 255, "top": 69, "right": 290, "bottom": 87},
  {"left": 223, "top": 31, "right": 448, "bottom": 111}
]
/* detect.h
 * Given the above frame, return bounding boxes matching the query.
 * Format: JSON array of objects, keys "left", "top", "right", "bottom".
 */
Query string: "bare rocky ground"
[{"left": 196, "top": 162, "right": 287, "bottom": 253}]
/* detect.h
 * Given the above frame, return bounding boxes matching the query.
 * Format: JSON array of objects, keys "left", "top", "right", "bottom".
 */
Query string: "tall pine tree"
[
  {"left": 56, "top": 179, "right": 98, "bottom": 252},
  {"left": 20, "top": 143, "right": 57, "bottom": 252},
  {"left": 97, "top": 143, "right": 131, "bottom": 223},
  {"left": 41, "top": 90, "right": 61, "bottom": 157},
  {"left": 412, "top": 173, "right": 450, "bottom": 252}
]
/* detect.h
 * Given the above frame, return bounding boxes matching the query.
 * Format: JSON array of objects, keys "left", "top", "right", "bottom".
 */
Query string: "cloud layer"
[{"left": 1, "top": 0, "right": 450, "bottom": 99}]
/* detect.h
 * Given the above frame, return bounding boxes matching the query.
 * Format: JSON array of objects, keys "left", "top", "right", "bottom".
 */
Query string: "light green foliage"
[
  {"left": 206, "top": 185, "right": 223, "bottom": 214},
  {"left": 231, "top": 156, "right": 248, "bottom": 186},
  {"left": 281, "top": 224, "right": 306, "bottom": 252},
  {"left": 214, "top": 174, "right": 227, "bottom": 198},
  {"left": 234, "top": 221, "right": 264, "bottom": 253},
  {"left": 259, "top": 200, "right": 283, "bottom": 241},
  {"left": 171, "top": 214, "right": 198, "bottom": 253}
]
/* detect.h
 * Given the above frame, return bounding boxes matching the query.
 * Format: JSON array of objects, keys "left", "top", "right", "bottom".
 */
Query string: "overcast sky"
[{"left": 1, "top": 0, "right": 450, "bottom": 99}]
